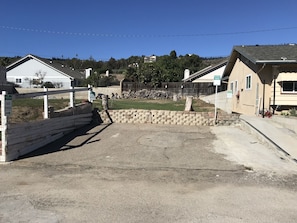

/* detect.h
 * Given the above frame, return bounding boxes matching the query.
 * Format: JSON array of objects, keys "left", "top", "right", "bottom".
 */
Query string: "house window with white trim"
[
  {"left": 230, "top": 82, "right": 234, "bottom": 93},
  {"left": 234, "top": 80, "right": 238, "bottom": 92},
  {"left": 16, "top": 78, "right": 22, "bottom": 83},
  {"left": 282, "top": 81, "right": 297, "bottom": 93},
  {"left": 246, "top": 75, "right": 252, "bottom": 90}
]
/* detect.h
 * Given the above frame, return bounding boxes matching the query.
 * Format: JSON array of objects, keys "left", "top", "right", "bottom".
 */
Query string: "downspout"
[
  {"left": 262, "top": 80, "right": 265, "bottom": 118},
  {"left": 257, "top": 63, "right": 266, "bottom": 118},
  {"left": 272, "top": 65, "right": 280, "bottom": 114}
]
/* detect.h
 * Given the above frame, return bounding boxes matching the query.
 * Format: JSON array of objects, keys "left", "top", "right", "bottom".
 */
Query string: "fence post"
[
  {"left": 43, "top": 87, "right": 49, "bottom": 119},
  {"left": 88, "top": 84, "right": 91, "bottom": 102},
  {"left": 1, "top": 91, "right": 8, "bottom": 161},
  {"left": 70, "top": 86, "right": 75, "bottom": 107}
]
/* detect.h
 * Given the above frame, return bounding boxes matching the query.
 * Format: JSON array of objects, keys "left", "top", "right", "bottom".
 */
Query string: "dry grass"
[{"left": 5, "top": 98, "right": 214, "bottom": 124}]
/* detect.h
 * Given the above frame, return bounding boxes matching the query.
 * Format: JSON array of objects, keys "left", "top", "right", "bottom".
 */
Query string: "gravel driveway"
[{"left": 0, "top": 123, "right": 297, "bottom": 222}]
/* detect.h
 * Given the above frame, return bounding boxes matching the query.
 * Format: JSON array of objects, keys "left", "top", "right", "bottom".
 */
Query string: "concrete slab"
[
  {"left": 0, "top": 123, "right": 297, "bottom": 222},
  {"left": 241, "top": 115, "right": 297, "bottom": 162}
]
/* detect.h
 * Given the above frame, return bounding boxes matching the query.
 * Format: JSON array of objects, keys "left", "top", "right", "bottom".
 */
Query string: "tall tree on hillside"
[
  {"left": 179, "top": 54, "right": 203, "bottom": 73},
  {"left": 107, "top": 57, "right": 117, "bottom": 69},
  {"left": 0, "top": 57, "right": 10, "bottom": 66},
  {"left": 170, "top": 50, "right": 177, "bottom": 59},
  {"left": 125, "top": 66, "right": 138, "bottom": 82}
]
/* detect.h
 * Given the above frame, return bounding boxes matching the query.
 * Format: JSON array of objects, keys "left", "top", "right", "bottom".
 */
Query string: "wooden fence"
[
  {"left": 121, "top": 81, "right": 226, "bottom": 97},
  {"left": 0, "top": 87, "right": 94, "bottom": 162}
]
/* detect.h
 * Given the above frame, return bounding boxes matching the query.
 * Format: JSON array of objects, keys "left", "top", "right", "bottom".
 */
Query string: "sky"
[{"left": 1, "top": 0, "right": 297, "bottom": 61}]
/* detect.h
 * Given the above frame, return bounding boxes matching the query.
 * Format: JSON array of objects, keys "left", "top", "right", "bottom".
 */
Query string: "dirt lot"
[{"left": 0, "top": 123, "right": 297, "bottom": 222}]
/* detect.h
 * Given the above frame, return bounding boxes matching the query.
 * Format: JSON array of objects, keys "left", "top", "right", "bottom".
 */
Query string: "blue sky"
[{"left": 1, "top": 0, "right": 297, "bottom": 61}]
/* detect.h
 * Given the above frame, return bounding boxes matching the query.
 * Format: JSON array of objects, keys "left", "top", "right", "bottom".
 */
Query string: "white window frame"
[
  {"left": 16, "top": 78, "right": 22, "bottom": 83},
  {"left": 246, "top": 75, "right": 252, "bottom": 90},
  {"left": 282, "top": 81, "right": 297, "bottom": 93},
  {"left": 230, "top": 82, "right": 234, "bottom": 93},
  {"left": 234, "top": 80, "right": 238, "bottom": 93}
]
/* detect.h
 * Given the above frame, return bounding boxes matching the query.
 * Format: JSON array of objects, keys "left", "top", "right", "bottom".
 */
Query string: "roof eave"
[{"left": 255, "top": 60, "right": 297, "bottom": 64}]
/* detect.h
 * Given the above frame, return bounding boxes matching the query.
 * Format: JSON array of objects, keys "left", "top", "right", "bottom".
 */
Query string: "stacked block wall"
[{"left": 99, "top": 110, "right": 239, "bottom": 126}]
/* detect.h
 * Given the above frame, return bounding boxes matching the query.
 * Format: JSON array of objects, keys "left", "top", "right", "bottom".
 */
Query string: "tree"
[
  {"left": 85, "top": 71, "right": 101, "bottom": 87},
  {"left": 125, "top": 66, "right": 138, "bottom": 82},
  {"left": 170, "top": 50, "right": 177, "bottom": 59},
  {"left": 34, "top": 70, "right": 46, "bottom": 87},
  {"left": 0, "top": 57, "right": 10, "bottom": 66},
  {"left": 84, "top": 70, "right": 115, "bottom": 87},
  {"left": 107, "top": 57, "right": 117, "bottom": 69},
  {"left": 42, "top": 81, "right": 55, "bottom": 88}
]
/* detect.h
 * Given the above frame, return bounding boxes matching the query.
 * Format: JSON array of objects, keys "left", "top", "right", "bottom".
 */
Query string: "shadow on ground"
[{"left": 19, "top": 122, "right": 112, "bottom": 160}]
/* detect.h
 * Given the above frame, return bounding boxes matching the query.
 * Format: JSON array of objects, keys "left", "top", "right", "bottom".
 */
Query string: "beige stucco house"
[{"left": 222, "top": 44, "right": 297, "bottom": 115}]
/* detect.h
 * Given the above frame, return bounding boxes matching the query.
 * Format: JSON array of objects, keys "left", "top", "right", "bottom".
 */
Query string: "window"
[
  {"left": 230, "top": 82, "right": 234, "bottom": 93},
  {"left": 234, "top": 80, "right": 238, "bottom": 92},
  {"left": 16, "top": 78, "right": 22, "bottom": 83},
  {"left": 246, "top": 75, "right": 252, "bottom": 89},
  {"left": 283, "top": 81, "right": 297, "bottom": 93}
]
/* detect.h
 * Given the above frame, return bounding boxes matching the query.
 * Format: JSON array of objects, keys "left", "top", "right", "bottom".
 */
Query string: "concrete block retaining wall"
[{"left": 99, "top": 109, "right": 240, "bottom": 126}]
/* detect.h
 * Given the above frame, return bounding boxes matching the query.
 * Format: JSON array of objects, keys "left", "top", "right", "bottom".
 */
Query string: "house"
[
  {"left": 182, "top": 60, "right": 228, "bottom": 83},
  {"left": 181, "top": 60, "right": 228, "bottom": 96},
  {"left": 144, "top": 55, "right": 157, "bottom": 63},
  {"left": 222, "top": 44, "right": 297, "bottom": 115},
  {"left": 6, "top": 54, "right": 85, "bottom": 89},
  {"left": 0, "top": 66, "right": 17, "bottom": 94}
]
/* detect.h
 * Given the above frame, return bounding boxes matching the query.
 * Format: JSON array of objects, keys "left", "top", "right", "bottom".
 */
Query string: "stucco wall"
[
  {"left": 200, "top": 91, "right": 232, "bottom": 114},
  {"left": 228, "top": 59, "right": 272, "bottom": 115}
]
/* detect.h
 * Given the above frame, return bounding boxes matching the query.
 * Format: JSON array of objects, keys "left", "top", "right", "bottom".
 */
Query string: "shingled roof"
[
  {"left": 233, "top": 44, "right": 297, "bottom": 64},
  {"left": 223, "top": 44, "right": 297, "bottom": 79},
  {"left": 6, "top": 54, "right": 85, "bottom": 80}
]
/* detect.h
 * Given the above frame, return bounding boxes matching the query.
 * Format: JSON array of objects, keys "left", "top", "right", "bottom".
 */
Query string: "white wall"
[
  {"left": 16, "top": 86, "right": 122, "bottom": 99},
  {"left": 7, "top": 59, "right": 71, "bottom": 88},
  {"left": 200, "top": 91, "right": 232, "bottom": 114},
  {"left": 193, "top": 65, "right": 225, "bottom": 83}
]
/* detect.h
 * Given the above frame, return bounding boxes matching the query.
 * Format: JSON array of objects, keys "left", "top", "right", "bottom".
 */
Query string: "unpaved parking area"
[{"left": 0, "top": 123, "right": 297, "bottom": 222}]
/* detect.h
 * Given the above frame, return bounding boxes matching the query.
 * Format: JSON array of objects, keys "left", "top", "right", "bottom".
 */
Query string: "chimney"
[
  {"left": 85, "top": 68, "right": 92, "bottom": 78},
  {"left": 184, "top": 69, "right": 190, "bottom": 80}
]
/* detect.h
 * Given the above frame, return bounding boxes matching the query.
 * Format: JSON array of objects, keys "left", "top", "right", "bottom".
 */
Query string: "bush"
[
  {"left": 42, "top": 82, "right": 55, "bottom": 88},
  {"left": 289, "top": 108, "right": 297, "bottom": 116}
]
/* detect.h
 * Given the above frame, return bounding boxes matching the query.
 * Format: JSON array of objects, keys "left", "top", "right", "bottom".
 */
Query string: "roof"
[
  {"left": 223, "top": 44, "right": 297, "bottom": 78},
  {"left": 233, "top": 44, "right": 297, "bottom": 64},
  {"left": 183, "top": 60, "right": 228, "bottom": 82},
  {"left": 6, "top": 54, "right": 85, "bottom": 80}
]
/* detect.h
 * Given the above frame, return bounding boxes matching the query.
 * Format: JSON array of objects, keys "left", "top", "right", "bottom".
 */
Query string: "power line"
[{"left": 1, "top": 25, "right": 297, "bottom": 38}]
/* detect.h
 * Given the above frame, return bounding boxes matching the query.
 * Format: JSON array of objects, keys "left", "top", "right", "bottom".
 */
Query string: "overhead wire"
[{"left": 1, "top": 25, "right": 297, "bottom": 38}]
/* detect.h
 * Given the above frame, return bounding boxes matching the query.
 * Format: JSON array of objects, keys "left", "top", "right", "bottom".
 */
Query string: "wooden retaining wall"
[
  {"left": 4, "top": 113, "right": 92, "bottom": 162},
  {"left": 2, "top": 111, "right": 92, "bottom": 162}
]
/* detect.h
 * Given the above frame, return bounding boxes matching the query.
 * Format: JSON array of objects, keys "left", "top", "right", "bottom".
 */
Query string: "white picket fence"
[{"left": 0, "top": 87, "right": 94, "bottom": 162}]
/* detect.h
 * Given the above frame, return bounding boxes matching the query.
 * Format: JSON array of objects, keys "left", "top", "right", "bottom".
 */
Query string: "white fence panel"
[{"left": 1, "top": 87, "right": 93, "bottom": 162}]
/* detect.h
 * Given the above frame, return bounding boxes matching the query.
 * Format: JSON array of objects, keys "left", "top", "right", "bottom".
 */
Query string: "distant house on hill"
[
  {"left": 144, "top": 55, "right": 157, "bottom": 63},
  {"left": 222, "top": 44, "right": 297, "bottom": 115},
  {"left": 6, "top": 54, "right": 85, "bottom": 88}
]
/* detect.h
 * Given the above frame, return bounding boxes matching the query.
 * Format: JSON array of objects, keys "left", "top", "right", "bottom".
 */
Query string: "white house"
[{"left": 6, "top": 54, "right": 85, "bottom": 88}]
